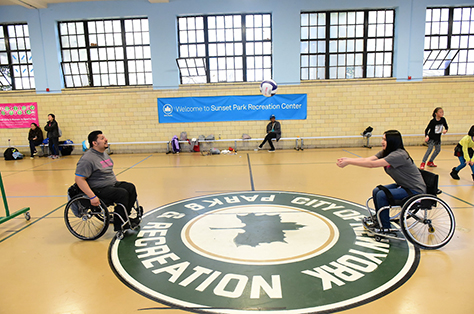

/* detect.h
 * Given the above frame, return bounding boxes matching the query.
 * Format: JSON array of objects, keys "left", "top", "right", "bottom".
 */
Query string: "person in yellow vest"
[{"left": 450, "top": 125, "right": 474, "bottom": 181}]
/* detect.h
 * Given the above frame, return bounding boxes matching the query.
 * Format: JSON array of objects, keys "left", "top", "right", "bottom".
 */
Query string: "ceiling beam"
[{"left": 148, "top": 0, "right": 169, "bottom": 3}]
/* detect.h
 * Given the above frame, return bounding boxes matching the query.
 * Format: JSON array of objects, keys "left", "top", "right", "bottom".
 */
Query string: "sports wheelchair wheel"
[
  {"left": 399, "top": 194, "right": 455, "bottom": 250},
  {"left": 64, "top": 195, "right": 110, "bottom": 240}
]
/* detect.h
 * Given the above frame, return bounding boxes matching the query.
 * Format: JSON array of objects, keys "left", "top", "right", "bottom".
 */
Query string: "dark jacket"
[
  {"left": 266, "top": 121, "right": 282, "bottom": 141},
  {"left": 424, "top": 117, "right": 448, "bottom": 144},
  {"left": 44, "top": 120, "right": 60, "bottom": 138},
  {"left": 28, "top": 127, "right": 44, "bottom": 142}
]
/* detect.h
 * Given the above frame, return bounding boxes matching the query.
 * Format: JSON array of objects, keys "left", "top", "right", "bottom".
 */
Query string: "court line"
[
  {"left": 115, "top": 154, "right": 153, "bottom": 175},
  {"left": 342, "top": 149, "right": 363, "bottom": 158},
  {"left": 0, "top": 157, "right": 67, "bottom": 177},
  {"left": 0, "top": 202, "right": 66, "bottom": 244},
  {"left": 442, "top": 191, "right": 474, "bottom": 207},
  {"left": 247, "top": 153, "right": 255, "bottom": 191},
  {"left": 6, "top": 195, "right": 67, "bottom": 198},
  {"left": 0, "top": 155, "right": 152, "bottom": 243}
]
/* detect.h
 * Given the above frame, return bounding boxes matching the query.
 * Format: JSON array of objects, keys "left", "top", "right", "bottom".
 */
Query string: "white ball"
[{"left": 260, "top": 79, "right": 278, "bottom": 97}]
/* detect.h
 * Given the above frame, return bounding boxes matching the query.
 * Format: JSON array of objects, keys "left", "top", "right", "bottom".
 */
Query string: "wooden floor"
[{"left": 1, "top": 145, "right": 473, "bottom": 314}]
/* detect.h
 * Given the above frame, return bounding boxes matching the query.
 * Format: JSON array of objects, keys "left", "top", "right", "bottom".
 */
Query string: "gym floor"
[{"left": 0, "top": 145, "right": 473, "bottom": 314}]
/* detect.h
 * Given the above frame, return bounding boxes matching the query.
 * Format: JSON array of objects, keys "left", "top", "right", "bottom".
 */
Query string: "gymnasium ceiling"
[{"left": 0, "top": 0, "right": 169, "bottom": 9}]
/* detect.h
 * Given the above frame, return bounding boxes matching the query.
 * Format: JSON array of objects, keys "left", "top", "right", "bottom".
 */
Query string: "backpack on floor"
[
  {"left": 4, "top": 147, "right": 23, "bottom": 160},
  {"left": 168, "top": 135, "right": 180, "bottom": 154},
  {"left": 59, "top": 139, "right": 74, "bottom": 156}
]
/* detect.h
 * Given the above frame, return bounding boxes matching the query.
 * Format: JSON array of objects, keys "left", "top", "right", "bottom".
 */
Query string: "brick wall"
[{"left": 1, "top": 76, "right": 472, "bottom": 154}]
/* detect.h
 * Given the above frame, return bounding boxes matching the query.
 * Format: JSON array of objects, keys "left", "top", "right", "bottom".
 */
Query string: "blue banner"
[{"left": 157, "top": 94, "right": 307, "bottom": 123}]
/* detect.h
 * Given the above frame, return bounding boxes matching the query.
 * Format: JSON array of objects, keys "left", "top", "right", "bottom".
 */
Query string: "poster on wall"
[
  {"left": 157, "top": 94, "right": 307, "bottom": 123},
  {"left": 0, "top": 102, "right": 39, "bottom": 129}
]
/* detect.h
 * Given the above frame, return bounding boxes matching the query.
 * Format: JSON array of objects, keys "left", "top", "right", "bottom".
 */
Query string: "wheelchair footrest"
[{"left": 362, "top": 217, "right": 402, "bottom": 241}]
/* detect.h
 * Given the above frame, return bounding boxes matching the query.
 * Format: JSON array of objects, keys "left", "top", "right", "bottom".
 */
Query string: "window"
[
  {"left": 300, "top": 9, "right": 395, "bottom": 80},
  {"left": 59, "top": 18, "right": 151, "bottom": 88},
  {"left": 0, "top": 23, "right": 34, "bottom": 91},
  {"left": 424, "top": 7, "right": 474, "bottom": 76},
  {"left": 177, "top": 14, "right": 272, "bottom": 84}
]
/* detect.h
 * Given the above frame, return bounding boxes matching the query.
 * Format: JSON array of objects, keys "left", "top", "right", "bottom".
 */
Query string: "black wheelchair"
[
  {"left": 362, "top": 169, "right": 455, "bottom": 250},
  {"left": 64, "top": 184, "right": 143, "bottom": 240}
]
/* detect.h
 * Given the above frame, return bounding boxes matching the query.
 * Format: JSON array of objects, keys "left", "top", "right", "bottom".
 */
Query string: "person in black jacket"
[
  {"left": 44, "top": 113, "right": 60, "bottom": 159},
  {"left": 420, "top": 107, "right": 448, "bottom": 169},
  {"left": 258, "top": 114, "right": 281, "bottom": 152},
  {"left": 28, "top": 123, "right": 44, "bottom": 158}
]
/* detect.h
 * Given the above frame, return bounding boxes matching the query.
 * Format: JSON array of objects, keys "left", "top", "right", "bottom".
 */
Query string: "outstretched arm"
[{"left": 336, "top": 155, "right": 389, "bottom": 168}]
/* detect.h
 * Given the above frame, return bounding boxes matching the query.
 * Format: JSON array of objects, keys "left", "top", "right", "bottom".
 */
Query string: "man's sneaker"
[
  {"left": 419, "top": 162, "right": 425, "bottom": 170},
  {"left": 257, "top": 146, "right": 263, "bottom": 150},
  {"left": 130, "top": 217, "right": 141, "bottom": 229},
  {"left": 427, "top": 161, "right": 437, "bottom": 167},
  {"left": 268, "top": 149, "right": 275, "bottom": 152}
]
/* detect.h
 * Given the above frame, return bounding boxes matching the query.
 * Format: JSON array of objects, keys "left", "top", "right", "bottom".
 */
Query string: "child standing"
[
  {"left": 450, "top": 125, "right": 474, "bottom": 181},
  {"left": 420, "top": 107, "right": 448, "bottom": 170}
]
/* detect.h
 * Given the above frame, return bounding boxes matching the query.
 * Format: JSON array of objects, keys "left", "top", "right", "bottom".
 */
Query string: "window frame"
[
  {"left": 58, "top": 17, "right": 152, "bottom": 88},
  {"left": 424, "top": 6, "right": 474, "bottom": 76},
  {"left": 177, "top": 13, "right": 273, "bottom": 84},
  {"left": 300, "top": 9, "right": 395, "bottom": 80},
  {"left": 0, "top": 23, "right": 34, "bottom": 91}
]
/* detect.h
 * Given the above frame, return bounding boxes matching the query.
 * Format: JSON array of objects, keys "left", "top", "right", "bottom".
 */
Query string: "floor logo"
[{"left": 109, "top": 191, "right": 419, "bottom": 313}]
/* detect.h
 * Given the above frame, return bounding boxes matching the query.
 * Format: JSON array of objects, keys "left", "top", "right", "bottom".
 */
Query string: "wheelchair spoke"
[
  {"left": 64, "top": 196, "right": 110, "bottom": 240},
  {"left": 400, "top": 194, "right": 455, "bottom": 250}
]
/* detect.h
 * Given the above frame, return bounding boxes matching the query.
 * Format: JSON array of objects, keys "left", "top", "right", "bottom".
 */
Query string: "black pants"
[
  {"left": 29, "top": 139, "right": 42, "bottom": 156},
  {"left": 259, "top": 133, "right": 278, "bottom": 150},
  {"left": 94, "top": 181, "right": 137, "bottom": 231},
  {"left": 49, "top": 137, "right": 59, "bottom": 156}
]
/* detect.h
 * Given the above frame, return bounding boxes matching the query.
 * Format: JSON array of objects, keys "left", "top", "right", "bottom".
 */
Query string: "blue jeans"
[
  {"left": 455, "top": 156, "right": 474, "bottom": 174},
  {"left": 372, "top": 184, "right": 420, "bottom": 228}
]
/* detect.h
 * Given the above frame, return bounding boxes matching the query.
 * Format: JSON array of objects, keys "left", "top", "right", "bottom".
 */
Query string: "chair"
[
  {"left": 363, "top": 169, "right": 455, "bottom": 250},
  {"left": 64, "top": 184, "right": 143, "bottom": 240}
]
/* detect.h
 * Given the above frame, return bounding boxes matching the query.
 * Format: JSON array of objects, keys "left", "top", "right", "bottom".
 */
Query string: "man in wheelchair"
[
  {"left": 74, "top": 130, "right": 141, "bottom": 233},
  {"left": 337, "top": 130, "right": 427, "bottom": 232}
]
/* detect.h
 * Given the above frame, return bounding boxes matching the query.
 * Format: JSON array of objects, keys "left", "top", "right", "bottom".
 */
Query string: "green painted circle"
[{"left": 109, "top": 191, "right": 419, "bottom": 313}]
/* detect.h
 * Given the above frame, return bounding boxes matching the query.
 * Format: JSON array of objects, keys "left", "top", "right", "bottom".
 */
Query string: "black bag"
[
  {"left": 454, "top": 143, "right": 473, "bottom": 158},
  {"left": 4, "top": 147, "right": 23, "bottom": 160},
  {"left": 454, "top": 144, "right": 463, "bottom": 157},
  {"left": 59, "top": 140, "right": 74, "bottom": 156},
  {"left": 67, "top": 183, "right": 82, "bottom": 199}
]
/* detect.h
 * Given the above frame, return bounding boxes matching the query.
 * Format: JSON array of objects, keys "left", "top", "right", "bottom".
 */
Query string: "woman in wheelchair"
[{"left": 337, "top": 130, "right": 426, "bottom": 231}]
